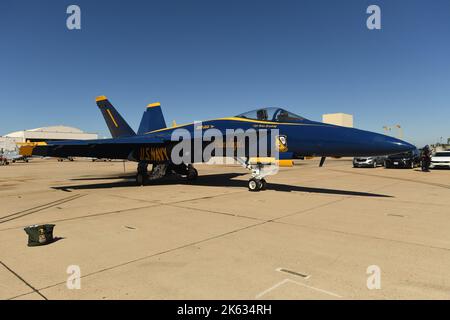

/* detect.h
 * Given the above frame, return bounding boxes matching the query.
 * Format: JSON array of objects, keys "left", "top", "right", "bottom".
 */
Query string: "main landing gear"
[
  {"left": 235, "top": 157, "right": 276, "bottom": 192},
  {"left": 136, "top": 161, "right": 169, "bottom": 186},
  {"left": 186, "top": 164, "right": 198, "bottom": 181},
  {"left": 135, "top": 162, "right": 198, "bottom": 186},
  {"left": 167, "top": 163, "right": 198, "bottom": 181}
]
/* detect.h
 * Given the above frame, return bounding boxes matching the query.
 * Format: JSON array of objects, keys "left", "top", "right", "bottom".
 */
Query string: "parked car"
[
  {"left": 384, "top": 149, "right": 420, "bottom": 169},
  {"left": 430, "top": 151, "right": 450, "bottom": 169},
  {"left": 353, "top": 156, "right": 386, "bottom": 168}
]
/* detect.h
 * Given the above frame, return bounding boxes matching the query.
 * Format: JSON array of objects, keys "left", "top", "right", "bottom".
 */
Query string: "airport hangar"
[{"left": 0, "top": 126, "right": 98, "bottom": 152}]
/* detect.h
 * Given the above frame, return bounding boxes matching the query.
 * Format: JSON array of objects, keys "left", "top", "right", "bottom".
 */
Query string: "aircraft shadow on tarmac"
[{"left": 52, "top": 173, "right": 392, "bottom": 198}]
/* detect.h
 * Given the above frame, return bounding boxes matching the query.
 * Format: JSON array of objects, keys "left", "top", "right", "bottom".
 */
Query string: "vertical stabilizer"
[
  {"left": 96, "top": 96, "right": 136, "bottom": 138},
  {"left": 137, "top": 102, "right": 167, "bottom": 134}
]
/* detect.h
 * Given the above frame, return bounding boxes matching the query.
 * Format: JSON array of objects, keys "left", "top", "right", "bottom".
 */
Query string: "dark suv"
[{"left": 384, "top": 149, "right": 420, "bottom": 169}]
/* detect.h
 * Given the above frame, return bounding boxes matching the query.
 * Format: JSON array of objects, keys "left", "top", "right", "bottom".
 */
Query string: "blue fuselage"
[
  {"left": 31, "top": 116, "right": 415, "bottom": 163},
  {"left": 143, "top": 117, "right": 414, "bottom": 158}
]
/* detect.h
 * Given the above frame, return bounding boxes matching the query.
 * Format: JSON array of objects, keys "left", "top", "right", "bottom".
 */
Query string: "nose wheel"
[{"left": 248, "top": 178, "right": 266, "bottom": 192}]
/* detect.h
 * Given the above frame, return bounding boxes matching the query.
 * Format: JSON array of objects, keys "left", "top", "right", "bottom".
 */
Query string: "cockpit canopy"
[{"left": 236, "top": 107, "right": 306, "bottom": 123}]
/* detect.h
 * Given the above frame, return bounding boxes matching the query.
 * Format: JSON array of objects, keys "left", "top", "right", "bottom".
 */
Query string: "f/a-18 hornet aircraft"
[{"left": 26, "top": 96, "right": 415, "bottom": 191}]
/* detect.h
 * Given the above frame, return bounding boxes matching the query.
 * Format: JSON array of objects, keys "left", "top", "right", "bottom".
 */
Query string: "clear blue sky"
[{"left": 1, "top": 0, "right": 449, "bottom": 146}]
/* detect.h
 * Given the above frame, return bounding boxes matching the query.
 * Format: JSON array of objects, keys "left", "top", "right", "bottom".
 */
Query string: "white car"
[{"left": 430, "top": 151, "right": 450, "bottom": 169}]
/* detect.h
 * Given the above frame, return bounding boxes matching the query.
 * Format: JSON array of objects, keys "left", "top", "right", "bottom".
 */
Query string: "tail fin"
[
  {"left": 137, "top": 102, "right": 167, "bottom": 134},
  {"left": 96, "top": 96, "right": 136, "bottom": 138}
]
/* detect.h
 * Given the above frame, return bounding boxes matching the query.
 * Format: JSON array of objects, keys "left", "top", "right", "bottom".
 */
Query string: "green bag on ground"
[{"left": 24, "top": 224, "right": 55, "bottom": 247}]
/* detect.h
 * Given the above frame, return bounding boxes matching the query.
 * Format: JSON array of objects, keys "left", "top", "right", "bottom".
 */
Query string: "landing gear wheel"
[
  {"left": 260, "top": 179, "right": 267, "bottom": 190},
  {"left": 248, "top": 178, "right": 262, "bottom": 192},
  {"left": 187, "top": 168, "right": 198, "bottom": 181},
  {"left": 136, "top": 173, "right": 147, "bottom": 186}
]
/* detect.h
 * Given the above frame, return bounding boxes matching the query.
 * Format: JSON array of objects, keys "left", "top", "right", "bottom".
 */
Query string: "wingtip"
[
  {"left": 147, "top": 102, "right": 161, "bottom": 108},
  {"left": 95, "top": 95, "right": 108, "bottom": 102}
]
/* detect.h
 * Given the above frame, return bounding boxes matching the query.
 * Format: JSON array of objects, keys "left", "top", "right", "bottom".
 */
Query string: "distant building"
[
  {"left": 322, "top": 113, "right": 354, "bottom": 128},
  {"left": 0, "top": 126, "right": 98, "bottom": 152}
]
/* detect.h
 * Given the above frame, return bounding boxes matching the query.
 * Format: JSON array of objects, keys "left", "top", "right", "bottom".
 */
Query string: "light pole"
[
  {"left": 383, "top": 125, "right": 403, "bottom": 140},
  {"left": 395, "top": 124, "right": 403, "bottom": 140}
]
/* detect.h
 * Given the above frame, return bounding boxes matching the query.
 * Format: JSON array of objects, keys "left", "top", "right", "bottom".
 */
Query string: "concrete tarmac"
[{"left": 0, "top": 158, "right": 449, "bottom": 299}]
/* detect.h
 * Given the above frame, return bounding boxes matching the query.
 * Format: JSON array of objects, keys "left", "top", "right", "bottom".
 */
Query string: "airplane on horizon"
[{"left": 24, "top": 96, "right": 415, "bottom": 191}]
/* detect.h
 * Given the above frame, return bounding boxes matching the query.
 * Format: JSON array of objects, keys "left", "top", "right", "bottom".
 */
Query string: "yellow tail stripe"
[{"left": 106, "top": 109, "right": 119, "bottom": 127}]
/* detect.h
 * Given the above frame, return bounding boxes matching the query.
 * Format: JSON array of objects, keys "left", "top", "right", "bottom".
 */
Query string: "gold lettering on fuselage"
[
  {"left": 139, "top": 147, "right": 169, "bottom": 162},
  {"left": 252, "top": 124, "right": 278, "bottom": 128}
]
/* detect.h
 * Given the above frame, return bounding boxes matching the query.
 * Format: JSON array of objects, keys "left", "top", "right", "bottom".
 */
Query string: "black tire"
[
  {"left": 373, "top": 161, "right": 377, "bottom": 168},
  {"left": 248, "top": 178, "right": 260, "bottom": 192},
  {"left": 136, "top": 173, "right": 147, "bottom": 186},
  {"left": 260, "top": 179, "right": 267, "bottom": 190},
  {"left": 187, "top": 168, "right": 198, "bottom": 181}
]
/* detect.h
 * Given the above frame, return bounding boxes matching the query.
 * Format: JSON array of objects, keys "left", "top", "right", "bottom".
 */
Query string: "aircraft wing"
[{"left": 28, "top": 135, "right": 169, "bottom": 160}]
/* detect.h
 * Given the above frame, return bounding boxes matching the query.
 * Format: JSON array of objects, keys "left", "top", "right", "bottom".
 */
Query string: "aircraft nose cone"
[{"left": 372, "top": 134, "right": 415, "bottom": 155}]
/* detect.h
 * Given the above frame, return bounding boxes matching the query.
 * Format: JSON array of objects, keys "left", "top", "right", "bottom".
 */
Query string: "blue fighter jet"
[{"left": 27, "top": 96, "right": 415, "bottom": 191}]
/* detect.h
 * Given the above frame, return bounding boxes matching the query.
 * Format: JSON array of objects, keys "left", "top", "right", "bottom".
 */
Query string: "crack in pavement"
[{"left": 1, "top": 261, "right": 48, "bottom": 300}]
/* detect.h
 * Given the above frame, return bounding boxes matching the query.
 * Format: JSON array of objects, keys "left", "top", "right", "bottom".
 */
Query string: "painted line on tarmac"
[{"left": 255, "top": 278, "right": 342, "bottom": 299}]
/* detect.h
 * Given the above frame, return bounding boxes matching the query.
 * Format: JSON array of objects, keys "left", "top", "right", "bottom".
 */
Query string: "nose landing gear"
[
  {"left": 248, "top": 178, "right": 267, "bottom": 192},
  {"left": 235, "top": 157, "right": 276, "bottom": 192}
]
